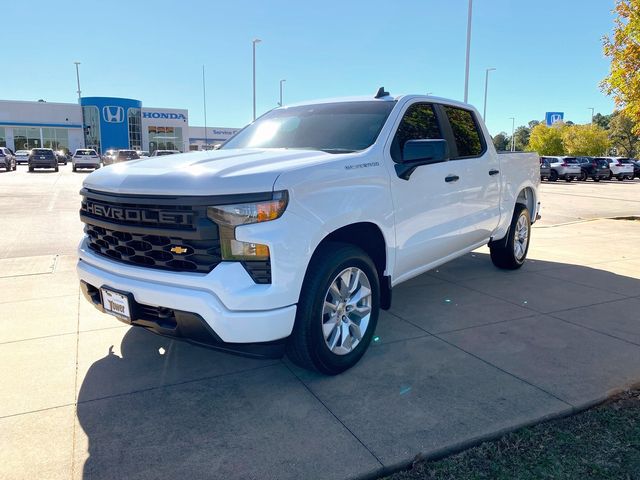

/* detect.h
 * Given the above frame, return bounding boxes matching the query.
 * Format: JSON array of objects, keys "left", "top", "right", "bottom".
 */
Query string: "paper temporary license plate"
[{"left": 100, "top": 287, "right": 131, "bottom": 322}]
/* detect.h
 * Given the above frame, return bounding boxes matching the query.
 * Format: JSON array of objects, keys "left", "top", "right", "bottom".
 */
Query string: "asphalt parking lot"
[{"left": 1, "top": 165, "right": 640, "bottom": 480}]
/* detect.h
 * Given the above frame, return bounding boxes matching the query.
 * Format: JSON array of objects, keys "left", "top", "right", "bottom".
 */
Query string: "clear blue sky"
[{"left": 2, "top": 0, "right": 616, "bottom": 135}]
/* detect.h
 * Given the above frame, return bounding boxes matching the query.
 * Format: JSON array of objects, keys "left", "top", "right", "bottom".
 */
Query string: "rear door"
[{"left": 440, "top": 105, "right": 500, "bottom": 246}]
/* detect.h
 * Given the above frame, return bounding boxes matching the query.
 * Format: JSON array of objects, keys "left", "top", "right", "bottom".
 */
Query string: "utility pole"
[
  {"left": 74, "top": 62, "right": 82, "bottom": 101},
  {"left": 252, "top": 39, "right": 262, "bottom": 121},
  {"left": 203, "top": 65, "right": 208, "bottom": 150},
  {"left": 463, "top": 0, "right": 473, "bottom": 103},
  {"left": 482, "top": 68, "right": 496, "bottom": 121},
  {"left": 509, "top": 117, "right": 516, "bottom": 152},
  {"left": 279, "top": 79, "right": 286, "bottom": 107}
]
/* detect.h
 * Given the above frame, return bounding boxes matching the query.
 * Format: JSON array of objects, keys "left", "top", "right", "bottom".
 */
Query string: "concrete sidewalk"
[{"left": 2, "top": 219, "right": 640, "bottom": 480}]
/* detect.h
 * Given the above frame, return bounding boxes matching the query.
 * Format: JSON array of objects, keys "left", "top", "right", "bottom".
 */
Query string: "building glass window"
[
  {"left": 13, "top": 127, "right": 42, "bottom": 150},
  {"left": 0, "top": 127, "right": 5, "bottom": 147},
  {"left": 43, "top": 128, "right": 70, "bottom": 152},
  {"left": 128, "top": 108, "right": 142, "bottom": 150},
  {"left": 148, "top": 126, "right": 183, "bottom": 153},
  {"left": 82, "top": 106, "right": 101, "bottom": 153}
]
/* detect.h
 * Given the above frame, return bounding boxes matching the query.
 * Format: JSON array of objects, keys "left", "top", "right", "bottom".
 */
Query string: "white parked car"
[
  {"left": 599, "top": 157, "right": 635, "bottom": 181},
  {"left": 72, "top": 149, "right": 101, "bottom": 172},
  {"left": 540, "top": 156, "right": 581, "bottom": 182},
  {"left": 15, "top": 150, "right": 31, "bottom": 165},
  {"left": 77, "top": 90, "right": 540, "bottom": 374}
]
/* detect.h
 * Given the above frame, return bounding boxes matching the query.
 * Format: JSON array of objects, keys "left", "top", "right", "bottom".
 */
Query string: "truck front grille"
[
  {"left": 84, "top": 224, "right": 221, "bottom": 273},
  {"left": 80, "top": 189, "right": 222, "bottom": 274}
]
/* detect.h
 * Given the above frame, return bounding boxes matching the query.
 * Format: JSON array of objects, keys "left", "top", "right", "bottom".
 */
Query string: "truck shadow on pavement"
[{"left": 76, "top": 252, "right": 640, "bottom": 480}]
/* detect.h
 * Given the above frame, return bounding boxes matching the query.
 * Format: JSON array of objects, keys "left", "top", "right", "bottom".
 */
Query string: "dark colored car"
[
  {"left": 116, "top": 149, "right": 140, "bottom": 163},
  {"left": 576, "top": 157, "right": 610, "bottom": 182},
  {"left": 29, "top": 148, "right": 58, "bottom": 172},
  {"left": 632, "top": 159, "right": 640, "bottom": 179},
  {"left": 539, "top": 158, "right": 551, "bottom": 180},
  {"left": 0, "top": 147, "right": 17, "bottom": 171},
  {"left": 55, "top": 150, "right": 69, "bottom": 165}
]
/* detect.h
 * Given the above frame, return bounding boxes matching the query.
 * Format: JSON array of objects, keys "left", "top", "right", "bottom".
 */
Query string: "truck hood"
[{"left": 83, "top": 148, "right": 346, "bottom": 196}]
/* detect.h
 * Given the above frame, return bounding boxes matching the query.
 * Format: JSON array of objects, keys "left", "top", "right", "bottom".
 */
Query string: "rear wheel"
[
  {"left": 579, "top": 170, "right": 588, "bottom": 181},
  {"left": 549, "top": 170, "right": 558, "bottom": 182},
  {"left": 594, "top": 177, "right": 600, "bottom": 182},
  {"left": 490, "top": 204, "right": 531, "bottom": 270},
  {"left": 28, "top": 166, "right": 33, "bottom": 172},
  {"left": 617, "top": 174, "right": 624, "bottom": 181},
  {"left": 286, "top": 243, "right": 380, "bottom": 375},
  {"left": 54, "top": 165, "right": 59, "bottom": 172}
]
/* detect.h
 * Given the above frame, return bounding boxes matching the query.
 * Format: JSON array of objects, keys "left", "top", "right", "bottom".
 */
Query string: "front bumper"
[{"left": 77, "top": 251, "right": 297, "bottom": 345}]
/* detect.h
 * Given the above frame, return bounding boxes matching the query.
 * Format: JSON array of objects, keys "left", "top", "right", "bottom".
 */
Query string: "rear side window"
[
  {"left": 391, "top": 103, "right": 441, "bottom": 162},
  {"left": 444, "top": 106, "right": 484, "bottom": 158}
]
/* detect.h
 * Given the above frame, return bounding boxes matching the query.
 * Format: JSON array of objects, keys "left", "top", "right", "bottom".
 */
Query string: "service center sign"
[{"left": 545, "top": 112, "right": 564, "bottom": 126}]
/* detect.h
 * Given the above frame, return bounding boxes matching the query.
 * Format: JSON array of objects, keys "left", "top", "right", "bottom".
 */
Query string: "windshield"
[
  {"left": 222, "top": 101, "right": 396, "bottom": 153},
  {"left": 16, "top": 150, "right": 29, "bottom": 155},
  {"left": 118, "top": 150, "right": 139, "bottom": 159},
  {"left": 564, "top": 158, "right": 579, "bottom": 164},
  {"left": 75, "top": 150, "right": 96, "bottom": 156},
  {"left": 32, "top": 149, "right": 54, "bottom": 157}
]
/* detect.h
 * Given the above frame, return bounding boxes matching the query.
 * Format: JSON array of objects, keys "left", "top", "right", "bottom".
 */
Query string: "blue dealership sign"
[{"left": 545, "top": 112, "right": 564, "bottom": 126}]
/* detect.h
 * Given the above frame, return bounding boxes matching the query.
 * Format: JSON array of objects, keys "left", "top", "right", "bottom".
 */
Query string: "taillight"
[{"left": 561, "top": 163, "right": 568, "bottom": 167}]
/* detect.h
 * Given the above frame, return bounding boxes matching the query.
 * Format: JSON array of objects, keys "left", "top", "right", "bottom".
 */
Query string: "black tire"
[
  {"left": 608, "top": 172, "right": 613, "bottom": 180},
  {"left": 28, "top": 166, "right": 33, "bottom": 172},
  {"left": 549, "top": 170, "right": 558, "bottom": 182},
  {"left": 286, "top": 242, "right": 380, "bottom": 375},
  {"left": 579, "top": 170, "right": 588, "bottom": 181},
  {"left": 594, "top": 177, "right": 600, "bottom": 182},
  {"left": 617, "top": 175, "right": 624, "bottom": 181},
  {"left": 490, "top": 204, "right": 531, "bottom": 270},
  {"left": 565, "top": 176, "right": 572, "bottom": 182},
  {"left": 72, "top": 166, "right": 77, "bottom": 172},
  {"left": 54, "top": 165, "right": 59, "bottom": 172}
]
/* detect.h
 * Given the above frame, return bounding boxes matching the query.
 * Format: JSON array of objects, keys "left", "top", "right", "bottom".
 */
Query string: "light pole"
[
  {"left": 588, "top": 107, "right": 595, "bottom": 125},
  {"left": 463, "top": 0, "right": 473, "bottom": 103},
  {"left": 203, "top": 65, "right": 208, "bottom": 149},
  {"left": 482, "top": 67, "right": 496, "bottom": 121},
  {"left": 252, "top": 38, "right": 262, "bottom": 121},
  {"left": 278, "top": 79, "right": 286, "bottom": 107},
  {"left": 509, "top": 117, "right": 516, "bottom": 152},
  {"left": 74, "top": 61, "right": 82, "bottom": 101}
]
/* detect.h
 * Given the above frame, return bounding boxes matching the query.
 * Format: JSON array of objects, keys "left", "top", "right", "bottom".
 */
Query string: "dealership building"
[{"left": 0, "top": 97, "right": 241, "bottom": 154}]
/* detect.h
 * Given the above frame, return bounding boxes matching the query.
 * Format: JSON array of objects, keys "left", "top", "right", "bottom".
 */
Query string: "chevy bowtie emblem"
[{"left": 170, "top": 246, "right": 189, "bottom": 255}]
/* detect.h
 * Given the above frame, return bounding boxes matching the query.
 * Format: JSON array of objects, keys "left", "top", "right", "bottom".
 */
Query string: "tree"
[
  {"left": 513, "top": 126, "right": 531, "bottom": 151},
  {"left": 492, "top": 132, "right": 510, "bottom": 151},
  {"left": 528, "top": 120, "right": 541, "bottom": 130},
  {"left": 593, "top": 113, "right": 612, "bottom": 129},
  {"left": 562, "top": 124, "right": 610, "bottom": 156},
  {"left": 609, "top": 111, "right": 640, "bottom": 156},
  {"left": 527, "top": 123, "right": 565, "bottom": 155},
  {"left": 601, "top": 0, "right": 640, "bottom": 134}
]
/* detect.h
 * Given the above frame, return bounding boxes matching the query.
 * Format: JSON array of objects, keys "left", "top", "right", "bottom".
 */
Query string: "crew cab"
[{"left": 77, "top": 90, "right": 540, "bottom": 374}]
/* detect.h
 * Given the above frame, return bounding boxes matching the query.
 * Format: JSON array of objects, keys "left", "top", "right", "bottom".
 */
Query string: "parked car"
[
  {"left": 151, "top": 149, "right": 180, "bottom": 156},
  {"left": 137, "top": 150, "right": 150, "bottom": 158},
  {"left": 632, "top": 159, "right": 640, "bottom": 179},
  {"left": 541, "top": 156, "right": 581, "bottom": 182},
  {"left": 28, "top": 148, "right": 58, "bottom": 172},
  {"left": 539, "top": 158, "right": 551, "bottom": 180},
  {"left": 72, "top": 149, "right": 101, "bottom": 172},
  {"left": 55, "top": 150, "right": 68, "bottom": 165},
  {"left": 115, "top": 149, "right": 140, "bottom": 163},
  {"left": 15, "top": 150, "right": 31, "bottom": 165},
  {"left": 598, "top": 157, "right": 635, "bottom": 180},
  {"left": 0, "top": 147, "right": 17, "bottom": 171},
  {"left": 576, "top": 156, "right": 610, "bottom": 182},
  {"left": 78, "top": 91, "right": 541, "bottom": 374},
  {"left": 102, "top": 149, "right": 117, "bottom": 166}
]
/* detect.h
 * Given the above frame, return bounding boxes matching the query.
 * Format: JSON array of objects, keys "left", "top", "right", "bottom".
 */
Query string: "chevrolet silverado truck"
[{"left": 77, "top": 89, "right": 540, "bottom": 374}]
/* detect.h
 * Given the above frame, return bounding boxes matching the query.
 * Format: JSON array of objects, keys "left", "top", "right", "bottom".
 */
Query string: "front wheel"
[
  {"left": 580, "top": 171, "right": 588, "bottom": 181},
  {"left": 549, "top": 170, "right": 558, "bottom": 182},
  {"left": 490, "top": 204, "right": 531, "bottom": 270},
  {"left": 286, "top": 243, "right": 380, "bottom": 375}
]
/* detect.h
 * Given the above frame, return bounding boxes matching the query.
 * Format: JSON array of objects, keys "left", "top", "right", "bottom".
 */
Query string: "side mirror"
[{"left": 395, "top": 139, "right": 449, "bottom": 180}]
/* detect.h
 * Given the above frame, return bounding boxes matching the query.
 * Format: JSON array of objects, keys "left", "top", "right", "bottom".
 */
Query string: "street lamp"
[
  {"left": 252, "top": 38, "right": 262, "bottom": 121},
  {"left": 463, "top": 0, "right": 473, "bottom": 103},
  {"left": 278, "top": 79, "right": 286, "bottom": 107},
  {"left": 588, "top": 107, "right": 595, "bottom": 125},
  {"left": 73, "top": 61, "right": 82, "bottom": 101},
  {"left": 482, "top": 67, "right": 496, "bottom": 121},
  {"left": 509, "top": 117, "right": 516, "bottom": 152}
]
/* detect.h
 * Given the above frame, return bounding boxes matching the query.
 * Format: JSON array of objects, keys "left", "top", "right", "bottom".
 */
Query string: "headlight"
[{"left": 206, "top": 191, "right": 288, "bottom": 261}]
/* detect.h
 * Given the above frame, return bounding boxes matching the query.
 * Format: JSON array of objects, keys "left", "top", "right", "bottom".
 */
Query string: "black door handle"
[
  {"left": 445, "top": 175, "right": 460, "bottom": 183},
  {"left": 489, "top": 169, "right": 500, "bottom": 176}
]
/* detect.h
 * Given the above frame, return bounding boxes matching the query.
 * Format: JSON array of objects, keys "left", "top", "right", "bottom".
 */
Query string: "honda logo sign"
[{"left": 103, "top": 106, "right": 125, "bottom": 123}]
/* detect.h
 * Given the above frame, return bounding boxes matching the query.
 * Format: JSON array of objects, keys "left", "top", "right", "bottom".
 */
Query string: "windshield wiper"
[{"left": 318, "top": 148, "right": 356, "bottom": 154}]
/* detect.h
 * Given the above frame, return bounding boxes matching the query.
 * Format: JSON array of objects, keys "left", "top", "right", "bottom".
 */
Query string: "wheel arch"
[{"left": 311, "top": 222, "right": 392, "bottom": 310}]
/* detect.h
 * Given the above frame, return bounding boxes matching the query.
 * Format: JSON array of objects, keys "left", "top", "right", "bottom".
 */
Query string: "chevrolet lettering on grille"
[{"left": 83, "top": 201, "right": 194, "bottom": 226}]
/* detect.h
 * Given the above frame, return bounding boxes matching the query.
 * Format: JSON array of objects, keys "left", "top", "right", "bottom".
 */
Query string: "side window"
[
  {"left": 390, "top": 103, "right": 441, "bottom": 162},
  {"left": 444, "top": 106, "right": 484, "bottom": 158}
]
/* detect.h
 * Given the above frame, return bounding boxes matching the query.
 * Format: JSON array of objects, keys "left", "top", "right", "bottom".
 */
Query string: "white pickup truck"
[{"left": 77, "top": 90, "right": 540, "bottom": 374}]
